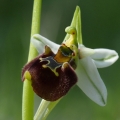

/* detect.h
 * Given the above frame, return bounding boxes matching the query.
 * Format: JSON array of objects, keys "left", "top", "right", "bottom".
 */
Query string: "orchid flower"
[
  {"left": 22, "top": 6, "right": 118, "bottom": 120},
  {"left": 30, "top": 29, "right": 118, "bottom": 107}
]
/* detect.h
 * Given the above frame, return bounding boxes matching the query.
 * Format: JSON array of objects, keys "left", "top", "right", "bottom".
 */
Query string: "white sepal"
[
  {"left": 90, "top": 49, "right": 119, "bottom": 68},
  {"left": 31, "top": 34, "right": 60, "bottom": 54},
  {"left": 76, "top": 57, "right": 107, "bottom": 106},
  {"left": 78, "top": 44, "right": 94, "bottom": 58}
]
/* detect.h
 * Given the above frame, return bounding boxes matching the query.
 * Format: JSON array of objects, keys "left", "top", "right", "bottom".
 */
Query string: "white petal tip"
[
  {"left": 95, "top": 92, "right": 107, "bottom": 106},
  {"left": 85, "top": 85, "right": 107, "bottom": 106},
  {"left": 32, "top": 34, "right": 41, "bottom": 39},
  {"left": 91, "top": 49, "right": 119, "bottom": 68}
]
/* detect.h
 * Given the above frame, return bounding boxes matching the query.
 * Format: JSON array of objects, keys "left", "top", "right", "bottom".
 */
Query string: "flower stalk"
[
  {"left": 22, "top": 0, "right": 42, "bottom": 120},
  {"left": 34, "top": 100, "right": 50, "bottom": 120}
]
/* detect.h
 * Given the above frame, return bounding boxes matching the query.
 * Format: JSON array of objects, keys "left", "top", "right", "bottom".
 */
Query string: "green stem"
[
  {"left": 34, "top": 99, "right": 60, "bottom": 120},
  {"left": 42, "top": 99, "right": 61, "bottom": 120},
  {"left": 22, "top": 0, "right": 42, "bottom": 120},
  {"left": 30, "top": 0, "right": 42, "bottom": 37},
  {"left": 34, "top": 100, "right": 50, "bottom": 120}
]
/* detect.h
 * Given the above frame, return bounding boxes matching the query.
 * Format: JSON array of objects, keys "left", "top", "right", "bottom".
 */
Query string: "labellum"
[{"left": 22, "top": 44, "right": 77, "bottom": 101}]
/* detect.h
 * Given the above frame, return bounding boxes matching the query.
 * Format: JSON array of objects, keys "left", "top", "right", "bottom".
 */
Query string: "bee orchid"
[{"left": 22, "top": 6, "right": 118, "bottom": 108}]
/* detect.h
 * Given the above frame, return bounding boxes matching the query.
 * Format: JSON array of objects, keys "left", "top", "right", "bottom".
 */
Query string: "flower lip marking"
[
  {"left": 40, "top": 56, "right": 61, "bottom": 76},
  {"left": 40, "top": 44, "right": 75, "bottom": 76}
]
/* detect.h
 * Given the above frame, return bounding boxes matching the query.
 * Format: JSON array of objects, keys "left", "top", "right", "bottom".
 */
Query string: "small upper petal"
[
  {"left": 76, "top": 57, "right": 107, "bottom": 106},
  {"left": 90, "top": 49, "right": 119, "bottom": 68},
  {"left": 31, "top": 34, "right": 60, "bottom": 54}
]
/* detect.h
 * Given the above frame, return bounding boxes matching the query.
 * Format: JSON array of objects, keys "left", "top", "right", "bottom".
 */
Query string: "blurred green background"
[{"left": 0, "top": 0, "right": 120, "bottom": 120}]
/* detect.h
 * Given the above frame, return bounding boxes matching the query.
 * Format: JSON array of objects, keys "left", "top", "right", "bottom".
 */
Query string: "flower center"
[
  {"left": 64, "top": 26, "right": 77, "bottom": 48},
  {"left": 40, "top": 44, "right": 75, "bottom": 76}
]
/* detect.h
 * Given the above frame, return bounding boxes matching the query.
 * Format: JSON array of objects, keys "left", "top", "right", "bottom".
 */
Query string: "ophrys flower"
[{"left": 22, "top": 6, "right": 118, "bottom": 107}]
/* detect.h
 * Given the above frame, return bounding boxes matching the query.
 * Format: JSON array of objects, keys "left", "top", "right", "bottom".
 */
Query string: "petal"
[
  {"left": 31, "top": 34, "right": 60, "bottom": 54},
  {"left": 78, "top": 44, "right": 94, "bottom": 58},
  {"left": 90, "top": 49, "right": 119, "bottom": 68},
  {"left": 30, "top": 60, "right": 77, "bottom": 101},
  {"left": 76, "top": 57, "right": 107, "bottom": 106}
]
